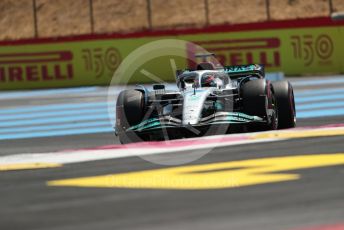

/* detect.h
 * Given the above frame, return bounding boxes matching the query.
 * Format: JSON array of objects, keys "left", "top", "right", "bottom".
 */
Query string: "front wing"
[{"left": 124, "top": 112, "right": 264, "bottom": 136}]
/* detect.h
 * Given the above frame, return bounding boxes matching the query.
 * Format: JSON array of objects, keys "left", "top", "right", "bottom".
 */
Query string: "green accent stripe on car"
[{"left": 127, "top": 113, "right": 263, "bottom": 132}]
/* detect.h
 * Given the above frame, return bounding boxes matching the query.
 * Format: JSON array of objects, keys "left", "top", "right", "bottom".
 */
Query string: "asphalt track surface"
[{"left": 0, "top": 77, "right": 344, "bottom": 230}]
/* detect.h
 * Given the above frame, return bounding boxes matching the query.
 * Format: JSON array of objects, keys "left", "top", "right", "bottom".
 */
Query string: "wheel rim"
[
  {"left": 289, "top": 86, "right": 296, "bottom": 126},
  {"left": 271, "top": 93, "right": 278, "bottom": 130}
]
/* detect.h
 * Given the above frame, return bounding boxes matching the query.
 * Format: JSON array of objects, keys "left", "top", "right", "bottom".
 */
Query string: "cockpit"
[{"left": 177, "top": 71, "right": 231, "bottom": 90}]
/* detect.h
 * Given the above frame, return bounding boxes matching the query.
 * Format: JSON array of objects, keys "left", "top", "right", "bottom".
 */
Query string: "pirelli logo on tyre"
[
  {"left": 0, "top": 51, "right": 74, "bottom": 83},
  {"left": 187, "top": 37, "right": 281, "bottom": 69}
]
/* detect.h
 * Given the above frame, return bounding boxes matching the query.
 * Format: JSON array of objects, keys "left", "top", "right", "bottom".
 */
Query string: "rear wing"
[
  {"left": 176, "top": 64, "right": 265, "bottom": 79},
  {"left": 223, "top": 64, "right": 265, "bottom": 78}
]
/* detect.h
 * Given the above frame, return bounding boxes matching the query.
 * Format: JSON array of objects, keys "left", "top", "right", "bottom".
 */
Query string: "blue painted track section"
[{"left": 0, "top": 77, "right": 343, "bottom": 140}]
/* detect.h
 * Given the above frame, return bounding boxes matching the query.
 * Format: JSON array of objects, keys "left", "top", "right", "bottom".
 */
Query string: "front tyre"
[{"left": 116, "top": 89, "right": 145, "bottom": 144}]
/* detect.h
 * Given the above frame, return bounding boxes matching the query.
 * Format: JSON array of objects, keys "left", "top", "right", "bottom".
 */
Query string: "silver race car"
[{"left": 115, "top": 62, "right": 296, "bottom": 143}]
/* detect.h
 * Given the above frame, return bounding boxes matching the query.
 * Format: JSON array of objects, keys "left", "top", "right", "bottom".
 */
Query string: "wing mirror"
[
  {"left": 153, "top": 84, "right": 165, "bottom": 96},
  {"left": 153, "top": 84, "right": 165, "bottom": 90}
]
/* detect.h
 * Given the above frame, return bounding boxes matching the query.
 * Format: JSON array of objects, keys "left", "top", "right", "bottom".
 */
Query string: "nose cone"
[{"left": 182, "top": 89, "right": 212, "bottom": 125}]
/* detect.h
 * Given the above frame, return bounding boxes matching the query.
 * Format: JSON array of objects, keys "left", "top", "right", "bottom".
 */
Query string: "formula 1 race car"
[{"left": 115, "top": 62, "right": 296, "bottom": 143}]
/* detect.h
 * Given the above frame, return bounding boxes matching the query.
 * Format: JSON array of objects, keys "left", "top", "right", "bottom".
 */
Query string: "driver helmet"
[{"left": 201, "top": 74, "right": 217, "bottom": 87}]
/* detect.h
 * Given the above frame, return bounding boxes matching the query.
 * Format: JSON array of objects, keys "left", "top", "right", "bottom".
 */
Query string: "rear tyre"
[
  {"left": 272, "top": 81, "right": 296, "bottom": 129},
  {"left": 116, "top": 90, "right": 145, "bottom": 143},
  {"left": 268, "top": 86, "right": 278, "bottom": 130},
  {"left": 241, "top": 79, "right": 278, "bottom": 131},
  {"left": 242, "top": 79, "right": 267, "bottom": 118}
]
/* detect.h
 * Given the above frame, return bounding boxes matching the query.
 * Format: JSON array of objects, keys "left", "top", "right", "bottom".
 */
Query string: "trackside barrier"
[{"left": 0, "top": 17, "right": 343, "bottom": 90}]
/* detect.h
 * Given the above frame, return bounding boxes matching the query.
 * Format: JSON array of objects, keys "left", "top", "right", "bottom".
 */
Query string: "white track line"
[{"left": 0, "top": 125, "right": 343, "bottom": 166}]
